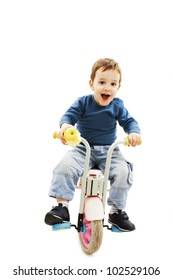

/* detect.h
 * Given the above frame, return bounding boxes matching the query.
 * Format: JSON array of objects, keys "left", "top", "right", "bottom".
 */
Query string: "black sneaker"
[
  {"left": 108, "top": 210, "right": 135, "bottom": 232},
  {"left": 44, "top": 203, "right": 70, "bottom": 225}
]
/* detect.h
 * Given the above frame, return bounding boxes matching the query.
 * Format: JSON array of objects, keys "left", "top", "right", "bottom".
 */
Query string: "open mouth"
[{"left": 101, "top": 94, "right": 111, "bottom": 100}]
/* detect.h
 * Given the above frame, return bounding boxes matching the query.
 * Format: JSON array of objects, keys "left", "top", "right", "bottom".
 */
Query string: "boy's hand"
[
  {"left": 127, "top": 133, "right": 142, "bottom": 147},
  {"left": 59, "top": 123, "right": 73, "bottom": 145}
]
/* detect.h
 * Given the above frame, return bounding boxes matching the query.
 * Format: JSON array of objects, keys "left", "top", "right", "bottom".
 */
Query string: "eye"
[
  {"left": 111, "top": 82, "right": 117, "bottom": 86},
  {"left": 99, "top": 81, "right": 105, "bottom": 85}
]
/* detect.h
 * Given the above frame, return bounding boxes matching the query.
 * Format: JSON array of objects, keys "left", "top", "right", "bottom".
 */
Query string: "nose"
[{"left": 104, "top": 84, "right": 111, "bottom": 92}]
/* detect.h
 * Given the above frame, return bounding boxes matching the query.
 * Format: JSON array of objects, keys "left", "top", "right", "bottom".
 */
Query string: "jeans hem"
[{"left": 48, "top": 191, "right": 73, "bottom": 201}]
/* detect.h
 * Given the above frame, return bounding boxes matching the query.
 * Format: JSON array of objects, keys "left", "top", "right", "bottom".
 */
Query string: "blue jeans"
[{"left": 49, "top": 144, "right": 133, "bottom": 209}]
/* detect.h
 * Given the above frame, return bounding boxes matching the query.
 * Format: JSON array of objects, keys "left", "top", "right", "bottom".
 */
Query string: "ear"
[
  {"left": 89, "top": 79, "right": 94, "bottom": 91},
  {"left": 118, "top": 83, "right": 121, "bottom": 90}
]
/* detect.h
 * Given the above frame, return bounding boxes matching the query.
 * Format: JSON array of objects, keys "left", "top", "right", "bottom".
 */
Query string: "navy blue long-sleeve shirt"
[{"left": 59, "top": 94, "right": 140, "bottom": 146}]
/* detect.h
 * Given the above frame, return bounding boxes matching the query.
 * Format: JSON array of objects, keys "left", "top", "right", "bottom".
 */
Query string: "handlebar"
[
  {"left": 53, "top": 127, "right": 136, "bottom": 147},
  {"left": 53, "top": 127, "right": 141, "bottom": 202}
]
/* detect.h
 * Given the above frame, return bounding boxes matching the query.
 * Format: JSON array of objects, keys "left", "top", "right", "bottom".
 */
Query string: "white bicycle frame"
[{"left": 77, "top": 137, "right": 128, "bottom": 231}]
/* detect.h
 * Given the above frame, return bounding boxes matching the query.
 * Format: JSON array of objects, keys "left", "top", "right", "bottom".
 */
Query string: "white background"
[{"left": 0, "top": 0, "right": 173, "bottom": 279}]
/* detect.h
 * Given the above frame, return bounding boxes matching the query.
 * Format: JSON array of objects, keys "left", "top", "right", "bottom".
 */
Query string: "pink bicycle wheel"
[
  {"left": 79, "top": 214, "right": 103, "bottom": 254},
  {"left": 79, "top": 215, "right": 92, "bottom": 249}
]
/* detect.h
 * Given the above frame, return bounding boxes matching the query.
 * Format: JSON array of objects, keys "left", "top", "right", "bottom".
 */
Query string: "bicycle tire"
[{"left": 79, "top": 216, "right": 103, "bottom": 254}]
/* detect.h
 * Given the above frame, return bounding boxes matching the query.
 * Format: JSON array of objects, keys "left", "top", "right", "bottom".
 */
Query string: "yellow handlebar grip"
[
  {"left": 53, "top": 131, "right": 60, "bottom": 139},
  {"left": 52, "top": 128, "right": 81, "bottom": 147},
  {"left": 124, "top": 137, "right": 142, "bottom": 146},
  {"left": 124, "top": 138, "right": 129, "bottom": 146}
]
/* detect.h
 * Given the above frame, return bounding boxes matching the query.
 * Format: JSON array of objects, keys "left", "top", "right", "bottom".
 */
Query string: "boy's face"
[{"left": 89, "top": 68, "right": 121, "bottom": 106}]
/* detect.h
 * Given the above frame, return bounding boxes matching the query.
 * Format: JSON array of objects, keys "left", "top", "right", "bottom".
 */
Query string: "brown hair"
[{"left": 90, "top": 58, "right": 122, "bottom": 83}]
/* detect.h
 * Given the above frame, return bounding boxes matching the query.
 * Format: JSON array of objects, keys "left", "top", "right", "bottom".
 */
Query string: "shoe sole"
[{"left": 108, "top": 219, "right": 135, "bottom": 232}]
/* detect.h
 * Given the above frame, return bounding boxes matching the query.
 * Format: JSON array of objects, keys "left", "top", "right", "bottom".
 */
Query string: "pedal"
[
  {"left": 111, "top": 225, "right": 123, "bottom": 233},
  {"left": 52, "top": 222, "right": 71, "bottom": 231}
]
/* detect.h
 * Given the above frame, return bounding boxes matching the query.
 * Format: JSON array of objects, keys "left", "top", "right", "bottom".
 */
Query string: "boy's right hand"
[{"left": 59, "top": 123, "right": 74, "bottom": 145}]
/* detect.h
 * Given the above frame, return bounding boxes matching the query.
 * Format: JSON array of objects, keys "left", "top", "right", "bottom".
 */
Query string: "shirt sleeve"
[
  {"left": 59, "top": 97, "right": 84, "bottom": 127},
  {"left": 117, "top": 100, "right": 141, "bottom": 134}
]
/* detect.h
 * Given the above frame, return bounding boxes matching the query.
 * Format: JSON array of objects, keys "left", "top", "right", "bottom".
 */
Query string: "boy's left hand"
[{"left": 127, "top": 133, "right": 142, "bottom": 147}]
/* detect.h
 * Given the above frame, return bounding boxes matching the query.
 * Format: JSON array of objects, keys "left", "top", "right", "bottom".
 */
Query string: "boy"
[{"left": 45, "top": 58, "right": 141, "bottom": 231}]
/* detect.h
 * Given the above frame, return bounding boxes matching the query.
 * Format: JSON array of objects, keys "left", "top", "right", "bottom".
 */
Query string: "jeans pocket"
[{"left": 126, "top": 161, "right": 133, "bottom": 186}]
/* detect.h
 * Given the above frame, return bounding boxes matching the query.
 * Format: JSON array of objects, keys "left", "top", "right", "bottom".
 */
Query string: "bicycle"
[{"left": 52, "top": 128, "right": 134, "bottom": 254}]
